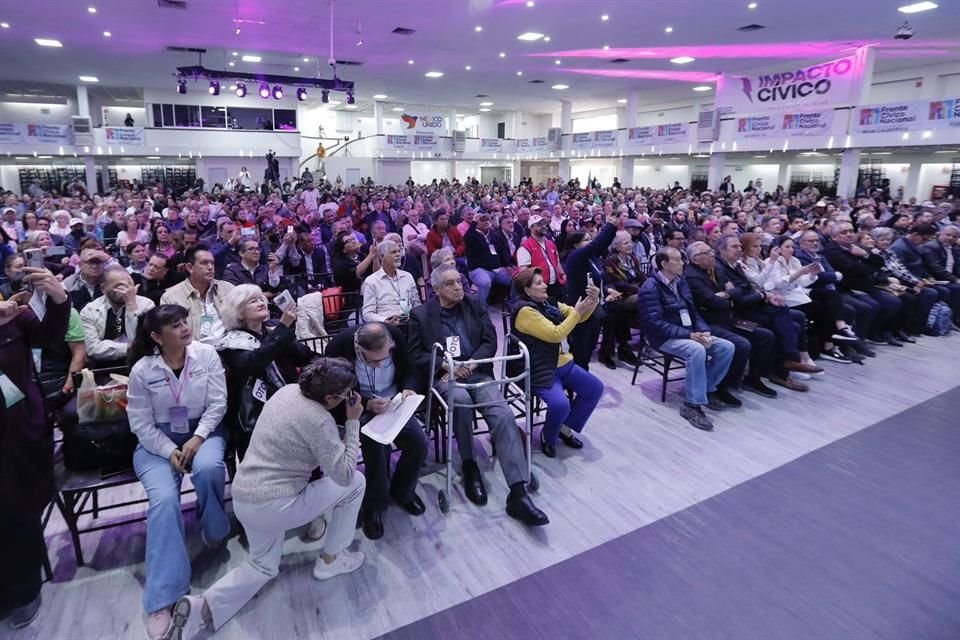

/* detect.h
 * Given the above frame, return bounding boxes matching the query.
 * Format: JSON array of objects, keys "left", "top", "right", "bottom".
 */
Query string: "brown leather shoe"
[
  {"left": 769, "top": 375, "right": 809, "bottom": 392},
  {"left": 783, "top": 361, "right": 824, "bottom": 374}
]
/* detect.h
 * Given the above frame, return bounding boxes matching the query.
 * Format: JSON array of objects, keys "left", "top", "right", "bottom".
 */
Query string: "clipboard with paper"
[{"left": 360, "top": 392, "right": 425, "bottom": 445}]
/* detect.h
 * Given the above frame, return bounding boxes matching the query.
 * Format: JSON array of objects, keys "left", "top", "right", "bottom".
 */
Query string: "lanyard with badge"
[
  {"left": 0, "top": 369, "right": 26, "bottom": 408},
  {"left": 385, "top": 274, "right": 410, "bottom": 315},
  {"left": 166, "top": 358, "right": 191, "bottom": 434},
  {"left": 199, "top": 295, "right": 214, "bottom": 339}
]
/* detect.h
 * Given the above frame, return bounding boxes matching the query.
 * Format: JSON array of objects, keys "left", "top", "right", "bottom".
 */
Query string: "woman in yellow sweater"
[{"left": 511, "top": 268, "right": 604, "bottom": 458}]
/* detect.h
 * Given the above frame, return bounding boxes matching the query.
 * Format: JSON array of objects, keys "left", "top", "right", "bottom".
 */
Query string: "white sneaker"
[
  {"left": 170, "top": 595, "right": 206, "bottom": 640},
  {"left": 306, "top": 515, "right": 327, "bottom": 542},
  {"left": 313, "top": 550, "right": 365, "bottom": 580},
  {"left": 145, "top": 609, "right": 171, "bottom": 640}
]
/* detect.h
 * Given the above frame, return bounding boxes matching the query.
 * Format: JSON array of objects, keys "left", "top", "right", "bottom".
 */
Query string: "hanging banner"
[
  {"left": 627, "top": 122, "right": 689, "bottom": 146},
  {"left": 24, "top": 123, "right": 72, "bottom": 144},
  {"left": 480, "top": 138, "right": 504, "bottom": 152},
  {"left": 412, "top": 134, "right": 438, "bottom": 150},
  {"left": 104, "top": 126, "right": 145, "bottom": 146},
  {"left": 397, "top": 112, "right": 447, "bottom": 134},
  {"left": 853, "top": 101, "right": 925, "bottom": 134},
  {"left": 736, "top": 109, "right": 833, "bottom": 139},
  {"left": 385, "top": 134, "right": 412, "bottom": 150},
  {"left": 0, "top": 123, "right": 25, "bottom": 144},
  {"left": 570, "top": 132, "right": 595, "bottom": 150},
  {"left": 592, "top": 129, "right": 618, "bottom": 148},
  {"left": 516, "top": 137, "right": 548, "bottom": 152},
  {"left": 926, "top": 97, "right": 960, "bottom": 130},
  {"left": 716, "top": 49, "right": 868, "bottom": 114}
]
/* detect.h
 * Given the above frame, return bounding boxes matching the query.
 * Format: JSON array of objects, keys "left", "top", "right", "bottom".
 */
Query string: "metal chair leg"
[
  {"left": 661, "top": 355, "right": 673, "bottom": 403},
  {"left": 57, "top": 492, "right": 85, "bottom": 568}
]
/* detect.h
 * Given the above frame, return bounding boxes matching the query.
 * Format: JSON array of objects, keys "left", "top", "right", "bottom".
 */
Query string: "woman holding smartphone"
[
  {"left": 126, "top": 304, "right": 229, "bottom": 640},
  {"left": 168, "top": 358, "right": 366, "bottom": 640}
]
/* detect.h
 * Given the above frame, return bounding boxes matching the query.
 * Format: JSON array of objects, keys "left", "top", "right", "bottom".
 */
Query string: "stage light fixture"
[
  {"left": 176, "top": 78, "right": 187, "bottom": 94},
  {"left": 258, "top": 82, "right": 270, "bottom": 98},
  {"left": 235, "top": 82, "right": 247, "bottom": 97},
  {"left": 321, "top": 89, "right": 330, "bottom": 103},
  {"left": 297, "top": 87, "right": 307, "bottom": 101},
  {"left": 272, "top": 84, "right": 283, "bottom": 99},
  {"left": 208, "top": 80, "right": 220, "bottom": 95},
  {"left": 346, "top": 91, "right": 355, "bottom": 104}
]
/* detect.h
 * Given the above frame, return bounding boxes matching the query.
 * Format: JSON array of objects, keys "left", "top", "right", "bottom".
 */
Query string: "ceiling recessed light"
[
  {"left": 228, "top": 61, "right": 235, "bottom": 66},
  {"left": 344, "top": 104, "right": 357, "bottom": 109},
  {"left": 692, "top": 85, "right": 712, "bottom": 92},
  {"left": 232, "top": 51, "right": 238, "bottom": 56},
  {"left": 748, "top": 1, "right": 758, "bottom": 7},
  {"left": 499, "top": 52, "right": 506, "bottom": 58},
  {"left": 480, "top": 101, "right": 494, "bottom": 106},
  {"left": 601, "top": 14, "right": 609, "bottom": 21},
  {"left": 102, "top": 31, "right": 111, "bottom": 37},
  {"left": 392, "top": 107, "right": 404, "bottom": 112},
  {"left": 544, "top": 36, "right": 551, "bottom": 42},
  {"left": 407, "top": 59, "right": 414, "bottom": 64},
  {"left": 664, "top": 26, "right": 673, "bottom": 33},
  {"left": 303, "top": 57, "right": 309, "bottom": 62},
  {"left": 78, "top": 75, "right": 98, "bottom": 82},
  {"left": 516, "top": 70, "right": 523, "bottom": 76},
  {"left": 147, "top": 156, "right": 161, "bottom": 160},
  {"left": 898, "top": 1, "right": 937, "bottom": 12},
  {"left": 551, "top": 84, "right": 569, "bottom": 90},
  {"left": 34, "top": 38, "right": 62, "bottom": 47},
  {"left": 293, "top": 66, "right": 300, "bottom": 71},
  {"left": 0, "top": 22, "right": 9, "bottom": 28},
  {"left": 555, "top": 59, "right": 561, "bottom": 64},
  {"left": 425, "top": 71, "right": 444, "bottom": 78},
  {"left": 475, "top": 25, "right": 483, "bottom": 32},
  {"left": 670, "top": 56, "right": 695, "bottom": 64},
  {"left": 616, "top": 98, "right": 627, "bottom": 104},
  {"left": 241, "top": 55, "right": 261, "bottom": 62},
  {"left": 517, "top": 32, "right": 545, "bottom": 41},
  {"left": 753, "top": 155, "right": 767, "bottom": 158},
  {"left": 526, "top": 0, "right": 535, "bottom": 6},
  {"left": 87, "top": 6, "right": 97, "bottom": 13},
  {"left": 465, "top": 65, "right": 472, "bottom": 70},
  {"left": 479, "top": 108, "right": 491, "bottom": 112},
  {"left": 373, "top": 94, "right": 387, "bottom": 99},
  {"left": 602, "top": 45, "right": 610, "bottom": 50}
]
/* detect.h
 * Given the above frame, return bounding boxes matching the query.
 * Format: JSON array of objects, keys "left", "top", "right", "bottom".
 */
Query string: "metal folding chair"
[{"left": 423, "top": 339, "right": 538, "bottom": 514}]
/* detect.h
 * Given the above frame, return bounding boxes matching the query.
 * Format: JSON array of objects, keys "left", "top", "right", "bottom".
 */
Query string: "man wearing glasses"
[
  {"left": 324, "top": 322, "right": 428, "bottom": 540},
  {"left": 62, "top": 245, "right": 111, "bottom": 311},
  {"left": 222, "top": 238, "right": 282, "bottom": 299}
]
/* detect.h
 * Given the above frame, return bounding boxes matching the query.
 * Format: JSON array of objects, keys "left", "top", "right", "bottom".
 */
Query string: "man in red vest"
[{"left": 517, "top": 214, "right": 566, "bottom": 299}]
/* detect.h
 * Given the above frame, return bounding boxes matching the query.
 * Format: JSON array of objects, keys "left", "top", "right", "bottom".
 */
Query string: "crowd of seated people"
[{"left": 1, "top": 174, "right": 959, "bottom": 637}]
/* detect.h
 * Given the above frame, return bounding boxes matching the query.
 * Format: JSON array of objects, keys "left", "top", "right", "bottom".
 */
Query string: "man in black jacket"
[
  {"left": 408, "top": 265, "right": 547, "bottom": 526},
  {"left": 920, "top": 225, "right": 960, "bottom": 326},
  {"left": 683, "top": 242, "right": 777, "bottom": 401},
  {"left": 464, "top": 212, "right": 514, "bottom": 305},
  {"left": 823, "top": 221, "right": 902, "bottom": 345},
  {"left": 325, "top": 322, "right": 428, "bottom": 540},
  {"left": 222, "top": 238, "right": 282, "bottom": 298}
]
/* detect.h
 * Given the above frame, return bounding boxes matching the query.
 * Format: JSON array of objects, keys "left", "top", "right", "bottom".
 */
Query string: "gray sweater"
[{"left": 231, "top": 384, "right": 361, "bottom": 503}]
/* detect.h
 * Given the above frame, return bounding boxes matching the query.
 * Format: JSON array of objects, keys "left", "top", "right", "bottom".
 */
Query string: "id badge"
[
  {"left": 32, "top": 348, "right": 42, "bottom": 373},
  {"left": 251, "top": 378, "right": 269, "bottom": 403},
  {"left": 488, "top": 243, "right": 497, "bottom": 255},
  {"left": 169, "top": 405, "right": 190, "bottom": 434},
  {"left": 0, "top": 373, "right": 26, "bottom": 408},
  {"left": 679, "top": 309, "right": 693, "bottom": 327},
  {"left": 445, "top": 336, "right": 462, "bottom": 357},
  {"left": 200, "top": 314, "right": 214, "bottom": 337},
  {"left": 400, "top": 300, "right": 410, "bottom": 315}
]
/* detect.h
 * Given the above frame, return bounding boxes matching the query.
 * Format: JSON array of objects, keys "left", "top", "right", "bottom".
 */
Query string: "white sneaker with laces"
[
  {"left": 145, "top": 609, "right": 172, "bottom": 640},
  {"left": 170, "top": 595, "right": 206, "bottom": 640},
  {"left": 313, "top": 550, "right": 365, "bottom": 580}
]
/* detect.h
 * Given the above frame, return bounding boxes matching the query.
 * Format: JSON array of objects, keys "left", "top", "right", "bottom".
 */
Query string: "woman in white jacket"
[{"left": 760, "top": 236, "right": 821, "bottom": 308}]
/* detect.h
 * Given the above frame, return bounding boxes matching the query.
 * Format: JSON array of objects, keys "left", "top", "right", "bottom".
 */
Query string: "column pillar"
[
  {"left": 777, "top": 162, "right": 791, "bottom": 192},
  {"left": 76, "top": 85, "right": 91, "bottom": 118},
  {"left": 559, "top": 100, "right": 573, "bottom": 183},
  {"left": 621, "top": 92, "right": 639, "bottom": 187},
  {"left": 374, "top": 100, "right": 384, "bottom": 135},
  {"left": 904, "top": 160, "right": 921, "bottom": 200},
  {"left": 707, "top": 153, "right": 726, "bottom": 191},
  {"left": 83, "top": 156, "right": 97, "bottom": 196},
  {"left": 836, "top": 148, "right": 862, "bottom": 198},
  {"left": 448, "top": 108, "right": 458, "bottom": 135}
]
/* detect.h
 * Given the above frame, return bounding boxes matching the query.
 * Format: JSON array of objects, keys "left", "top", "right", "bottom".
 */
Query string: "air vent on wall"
[
  {"left": 610, "top": 58, "right": 631, "bottom": 64},
  {"left": 158, "top": 0, "right": 188, "bottom": 9},
  {"left": 335, "top": 59, "right": 363, "bottom": 66},
  {"left": 475, "top": 94, "right": 488, "bottom": 98},
  {"left": 528, "top": 79, "right": 545, "bottom": 84},
  {"left": 166, "top": 46, "right": 207, "bottom": 53},
  {"left": 737, "top": 24, "right": 766, "bottom": 31},
  {"left": 392, "top": 27, "right": 416, "bottom": 35}
]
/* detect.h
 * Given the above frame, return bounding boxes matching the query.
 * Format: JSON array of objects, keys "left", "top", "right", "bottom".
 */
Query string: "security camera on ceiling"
[{"left": 895, "top": 21, "right": 915, "bottom": 40}]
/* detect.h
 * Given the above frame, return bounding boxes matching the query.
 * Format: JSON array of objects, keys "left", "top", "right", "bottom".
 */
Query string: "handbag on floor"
[
  {"left": 63, "top": 369, "right": 136, "bottom": 472},
  {"left": 925, "top": 301, "right": 953, "bottom": 336}
]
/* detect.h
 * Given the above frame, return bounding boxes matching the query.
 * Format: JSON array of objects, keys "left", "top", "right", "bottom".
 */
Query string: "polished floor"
[{"left": 6, "top": 332, "right": 960, "bottom": 640}]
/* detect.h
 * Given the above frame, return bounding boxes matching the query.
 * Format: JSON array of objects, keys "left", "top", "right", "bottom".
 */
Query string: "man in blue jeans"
[
  {"left": 463, "top": 212, "right": 514, "bottom": 305},
  {"left": 638, "top": 247, "right": 735, "bottom": 431}
]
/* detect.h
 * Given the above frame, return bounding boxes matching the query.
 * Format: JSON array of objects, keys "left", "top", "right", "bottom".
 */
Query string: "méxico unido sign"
[
  {"left": 736, "top": 109, "right": 834, "bottom": 139},
  {"left": 627, "top": 122, "right": 689, "bottom": 146},
  {"left": 853, "top": 98, "right": 960, "bottom": 134},
  {"left": 717, "top": 49, "right": 867, "bottom": 114},
  {"left": 397, "top": 112, "right": 446, "bottom": 134}
]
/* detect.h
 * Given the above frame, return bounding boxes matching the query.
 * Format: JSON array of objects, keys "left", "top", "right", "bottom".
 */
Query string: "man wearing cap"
[
  {"left": 63, "top": 218, "right": 96, "bottom": 255},
  {"left": 1, "top": 207, "right": 23, "bottom": 243},
  {"left": 517, "top": 213, "right": 566, "bottom": 299},
  {"left": 624, "top": 218, "right": 652, "bottom": 275}
]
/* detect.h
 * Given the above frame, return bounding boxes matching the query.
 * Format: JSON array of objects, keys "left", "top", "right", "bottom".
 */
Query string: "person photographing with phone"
[
  {"left": 360, "top": 240, "right": 420, "bottom": 326},
  {"left": 125, "top": 304, "right": 229, "bottom": 640}
]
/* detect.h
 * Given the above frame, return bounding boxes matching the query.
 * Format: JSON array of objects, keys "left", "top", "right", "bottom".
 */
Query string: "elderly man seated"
[
  {"left": 464, "top": 211, "right": 514, "bottom": 305},
  {"left": 80, "top": 265, "right": 155, "bottom": 368},
  {"left": 408, "top": 265, "right": 547, "bottom": 526},
  {"left": 637, "top": 247, "right": 735, "bottom": 432},
  {"left": 361, "top": 239, "right": 421, "bottom": 325}
]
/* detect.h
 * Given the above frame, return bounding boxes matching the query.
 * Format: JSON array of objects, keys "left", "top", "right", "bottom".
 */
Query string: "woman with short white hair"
[{"left": 215, "top": 284, "right": 314, "bottom": 460}]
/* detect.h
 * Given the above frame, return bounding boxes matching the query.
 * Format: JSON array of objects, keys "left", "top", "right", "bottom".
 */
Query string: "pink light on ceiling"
[
  {"left": 532, "top": 40, "right": 957, "bottom": 60},
  {"left": 560, "top": 68, "right": 721, "bottom": 83}
]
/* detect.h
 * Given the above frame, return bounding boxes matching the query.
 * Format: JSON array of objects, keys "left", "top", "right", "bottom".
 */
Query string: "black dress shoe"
[
  {"left": 361, "top": 511, "right": 384, "bottom": 540},
  {"left": 714, "top": 387, "right": 742, "bottom": 407},
  {"left": 506, "top": 491, "right": 549, "bottom": 526},
  {"left": 706, "top": 393, "right": 726, "bottom": 411},
  {"left": 743, "top": 379, "right": 778, "bottom": 398},
  {"left": 397, "top": 493, "right": 426, "bottom": 516},
  {"left": 598, "top": 354, "right": 617, "bottom": 370},
  {"left": 618, "top": 349, "right": 640, "bottom": 367},
  {"left": 896, "top": 331, "right": 916, "bottom": 343},
  {"left": 558, "top": 430, "right": 584, "bottom": 449},
  {"left": 461, "top": 460, "right": 488, "bottom": 506},
  {"left": 539, "top": 431, "right": 557, "bottom": 458}
]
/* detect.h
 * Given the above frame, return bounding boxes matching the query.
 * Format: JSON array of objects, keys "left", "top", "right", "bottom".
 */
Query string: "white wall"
[
  {"left": 570, "top": 159, "right": 618, "bottom": 186},
  {"left": 0, "top": 99, "right": 77, "bottom": 124},
  {"left": 572, "top": 113, "right": 618, "bottom": 134},
  {"left": 943, "top": 74, "right": 960, "bottom": 94},
  {"left": 411, "top": 160, "right": 452, "bottom": 183},
  {"left": 918, "top": 163, "right": 953, "bottom": 201},
  {"left": 633, "top": 163, "right": 692, "bottom": 190},
  {"left": 323, "top": 156, "right": 375, "bottom": 185},
  {"left": 376, "top": 160, "right": 412, "bottom": 186},
  {"left": 726, "top": 163, "right": 781, "bottom": 190},
  {"left": 477, "top": 114, "right": 502, "bottom": 139},
  {"left": 101, "top": 106, "right": 147, "bottom": 128},
  {"left": 867, "top": 78, "right": 922, "bottom": 104},
  {"left": 0, "top": 165, "right": 21, "bottom": 194},
  {"left": 635, "top": 105, "right": 697, "bottom": 127}
]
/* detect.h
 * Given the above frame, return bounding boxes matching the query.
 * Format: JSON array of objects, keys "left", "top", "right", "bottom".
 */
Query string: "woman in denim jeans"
[{"left": 126, "top": 304, "right": 228, "bottom": 640}]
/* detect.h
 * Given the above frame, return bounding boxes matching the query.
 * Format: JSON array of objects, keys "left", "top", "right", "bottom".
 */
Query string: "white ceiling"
[{"left": 0, "top": 0, "right": 958, "bottom": 115}]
